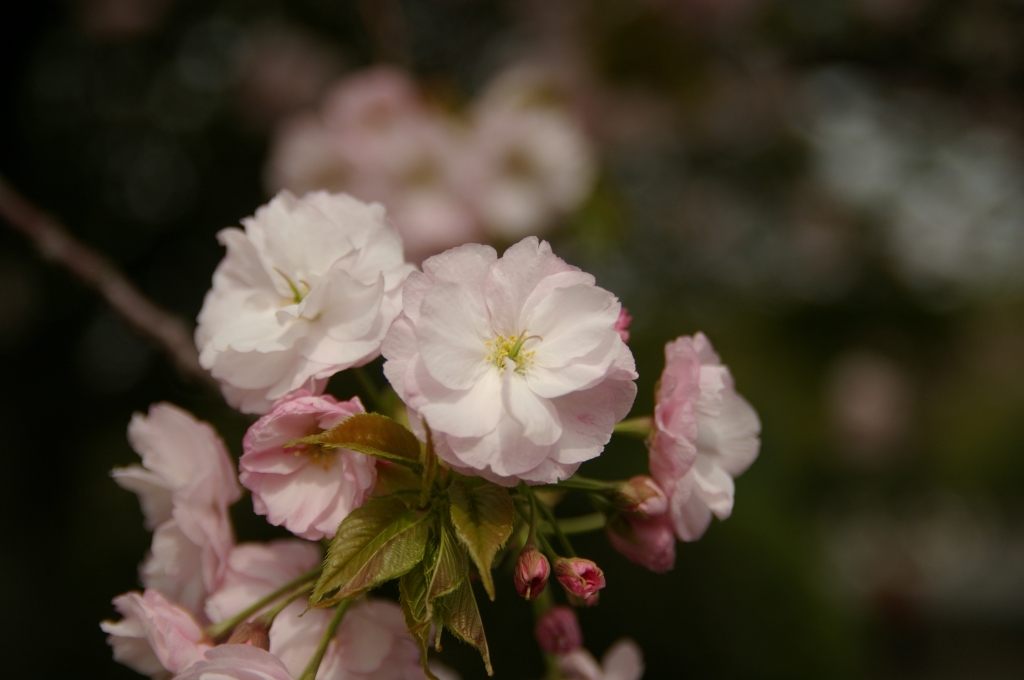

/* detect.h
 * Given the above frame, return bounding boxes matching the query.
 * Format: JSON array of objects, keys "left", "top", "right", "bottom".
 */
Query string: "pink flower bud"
[
  {"left": 606, "top": 514, "right": 676, "bottom": 573},
  {"left": 514, "top": 545, "right": 550, "bottom": 600},
  {"left": 225, "top": 621, "right": 270, "bottom": 651},
  {"left": 534, "top": 606, "right": 582, "bottom": 655},
  {"left": 612, "top": 476, "right": 668, "bottom": 517},
  {"left": 615, "top": 308, "right": 633, "bottom": 343},
  {"left": 554, "top": 557, "right": 606, "bottom": 602}
]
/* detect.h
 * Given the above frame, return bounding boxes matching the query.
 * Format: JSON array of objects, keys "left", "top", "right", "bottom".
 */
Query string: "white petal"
[
  {"left": 527, "top": 284, "right": 619, "bottom": 370},
  {"left": 416, "top": 361, "right": 503, "bottom": 439},
  {"left": 417, "top": 282, "right": 491, "bottom": 390},
  {"left": 503, "top": 368, "right": 562, "bottom": 446},
  {"left": 692, "top": 455, "right": 736, "bottom": 520}
]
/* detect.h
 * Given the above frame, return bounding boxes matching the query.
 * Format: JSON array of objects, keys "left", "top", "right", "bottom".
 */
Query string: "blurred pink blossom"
[
  {"left": 650, "top": 333, "right": 761, "bottom": 542},
  {"left": 614, "top": 308, "right": 632, "bottom": 344},
  {"left": 558, "top": 639, "right": 644, "bottom": 680},
  {"left": 535, "top": 605, "right": 582, "bottom": 655},
  {"left": 101, "top": 589, "right": 211, "bottom": 678},
  {"left": 240, "top": 391, "right": 376, "bottom": 540},
  {"left": 613, "top": 475, "right": 667, "bottom": 517},
  {"left": 112, "top": 403, "right": 240, "bottom": 614}
]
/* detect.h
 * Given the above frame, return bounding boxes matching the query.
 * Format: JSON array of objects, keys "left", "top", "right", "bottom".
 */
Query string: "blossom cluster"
[
  {"left": 105, "top": 189, "right": 760, "bottom": 679},
  {"left": 266, "top": 67, "right": 596, "bottom": 262}
]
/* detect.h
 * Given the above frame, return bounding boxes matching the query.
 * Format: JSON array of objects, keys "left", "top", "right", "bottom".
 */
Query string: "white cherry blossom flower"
[
  {"left": 195, "top": 190, "right": 415, "bottom": 413},
  {"left": 382, "top": 237, "right": 637, "bottom": 485}
]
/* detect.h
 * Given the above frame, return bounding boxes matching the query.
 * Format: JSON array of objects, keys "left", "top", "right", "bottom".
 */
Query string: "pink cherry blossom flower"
[
  {"left": 239, "top": 391, "right": 376, "bottom": 540},
  {"left": 195, "top": 190, "right": 415, "bottom": 413},
  {"left": 606, "top": 514, "right": 676, "bottom": 573},
  {"left": 101, "top": 589, "right": 211, "bottom": 677},
  {"left": 535, "top": 606, "right": 582, "bottom": 655},
  {"left": 558, "top": 639, "right": 644, "bottom": 680},
  {"left": 112, "top": 403, "right": 240, "bottom": 614},
  {"left": 649, "top": 333, "right": 761, "bottom": 542},
  {"left": 382, "top": 237, "right": 637, "bottom": 485},
  {"left": 174, "top": 645, "right": 294, "bottom": 680},
  {"left": 513, "top": 544, "right": 550, "bottom": 600},
  {"left": 612, "top": 475, "right": 667, "bottom": 517},
  {"left": 554, "top": 557, "right": 606, "bottom": 603}
]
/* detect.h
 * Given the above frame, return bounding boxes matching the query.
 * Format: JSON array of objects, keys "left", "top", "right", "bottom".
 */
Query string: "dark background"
[{"left": 3, "top": 1, "right": 1024, "bottom": 678}]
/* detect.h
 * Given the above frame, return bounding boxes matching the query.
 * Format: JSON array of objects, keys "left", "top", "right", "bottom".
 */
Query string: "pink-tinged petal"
[
  {"left": 416, "top": 361, "right": 503, "bottom": 439},
  {"left": 485, "top": 236, "right": 575, "bottom": 333},
  {"left": 526, "top": 284, "right": 620, "bottom": 370},
  {"left": 301, "top": 268, "right": 384, "bottom": 342},
  {"left": 141, "top": 520, "right": 207, "bottom": 615},
  {"left": 111, "top": 466, "right": 172, "bottom": 530},
  {"left": 670, "top": 474, "right": 714, "bottom": 543},
  {"left": 333, "top": 601, "right": 398, "bottom": 672},
  {"left": 102, "top": 590, "right": 210, "bottom": 676},
  {"left": 205, "top": 540, "right": 320, "bottom": 623},
  {"left": 698, "top": 390, "right": 761, "bottom": 478},
  {"left": 551, "top": 375, "right": 637, "bottom": 465},
  {"left": 175, "top": 645, "right": 294, "bottom": 680},
  {"left": 269, "top": 605, "right": 331, "bottom": 678},
  {"left": 417, "top": 282, "right": 492, "bottom": 389},
  {"left": 691, "top": 456, "right": 736, "bottom": 520},
  {"left": 558, "top": 649, "right": 604, "bottom": 680},
  {"left": 381, "top": 317, "right": 418, "bottom": 397},
  {"left": 606, "top": 514, "right": 676, "bottom": 573},
  {"left": 516, "top": 458, "right": 581, "bottom": 485},
  {"left": 601, "top": 639, "right": 645, "bottom": 680},
  {"left": 503, "top": 371, "right": 562, "bottom": 446}
]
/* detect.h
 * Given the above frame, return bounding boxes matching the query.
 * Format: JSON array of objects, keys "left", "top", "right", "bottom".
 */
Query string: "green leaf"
[
  {"left": 293, "top": 413, "right": 423, "bottom": 470},
  {"left": 311, "top": 496, "right": 431, "bottom": 607},
  {"left": 436, "top": 579, "right": 493, "bottom": 676},
  {"left": 448, "top": 480, "right": 514, "bottom": 600},
  {"left": 399, "top": 562, "right": 437, "bottom": 680},
  {"left": 427, "top": 515, "right": 468, "bottom": 608},
  {"left": 372, "top": 462, "right": 422, "bottom": 496}
]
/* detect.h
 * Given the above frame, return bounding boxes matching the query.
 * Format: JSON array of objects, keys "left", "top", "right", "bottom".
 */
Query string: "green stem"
[
  {"left": 353, "top": 366, "right": 382, "bottom": 411},
  {"left": 529, "top": 490, "right": 575, "bottom": 557},
  {"left": 613, "top": 416, "right": 653, "bottom": 439},
  {"left": 298, "top": 600, "right": 353, "bottom": 680},
  {"left": 521, "top": 481, "right": 540, "bottom": 547},
  {"left": 553, "top": 513, "right": 606, "bottom": 535},
  {"left": 254, "top": 583, "right": 314, "bottom": 626},
  {"left": 551, "top": 475, "right": 618, "bottom": 492},
  {"left": 205, "top": 567, "right": 320, "bottom": 641}
]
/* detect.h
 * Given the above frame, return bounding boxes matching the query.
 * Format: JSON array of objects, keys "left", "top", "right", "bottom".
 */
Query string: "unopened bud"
[
  {"left": 225, "top": 621, "right": 270, "bottom": 650},
  {"left": 615, "top": 308, "right": 633, "bottom": 343},
  {"left": 534, "top": 606, "right": 582, "bottom": 655},
  {"left": 514, "top": 545, "right": 550, "bottom": 601},
  {"left": 606, "top": 514, "right": 676, "bottom": 573},
  {"left": 612, "top": 476, "right": 667, "bottom": 517},
  {"left": 554, "top": 557, "right": 606, "bottom": 603}
]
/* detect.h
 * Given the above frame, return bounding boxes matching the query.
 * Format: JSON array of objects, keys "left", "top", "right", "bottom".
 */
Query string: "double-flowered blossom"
[
  {"left": 175, "top": 646, "right": 294, "bottom": 680},
  {"left": 382, "top": 236, "right": 637, "bottom": 485},
  {"left": 112, "top": 403, "right": 241, "bottom": 614},
  {"left": 649, "top": 333, "right": 761, "bottom": 542},
  {"left": 558, "top": 639, "right": 645, "bottom": 680},
  {"left": 100, "top": 589, "right": 211, "bottom": 678},
  {"left": 239, "top": 391, "right": 375, "bottom": 540},
  {"left": 606, "top": 514, "right": 676, "bottom": 573},
  {"left": 196, "top": 190, "right": 415, "bottom": 414}
]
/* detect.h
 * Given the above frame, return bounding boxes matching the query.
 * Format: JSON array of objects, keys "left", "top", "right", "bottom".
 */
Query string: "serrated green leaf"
[
  {"left": 427, "top": 516, "right": 468, "bottom": 607},
  {"left": 448, "top": 480, "right": 514, "bottom": 600},
  {"left": 399, "top": 562, "right": 437, "bottom": 680},
  {"left": 293, "top": 413, "right": 423, "bottom": 470},
  {"left": 436, "top": 578, "right": 493, "bottom": 676},
  {"left": 311, "top": 496, "right": 431, "bottom": 607}
]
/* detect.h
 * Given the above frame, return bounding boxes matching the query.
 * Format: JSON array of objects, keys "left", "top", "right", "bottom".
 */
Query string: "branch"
[{"left": 0, "top": 175, "right": 218, "bottom": 391}]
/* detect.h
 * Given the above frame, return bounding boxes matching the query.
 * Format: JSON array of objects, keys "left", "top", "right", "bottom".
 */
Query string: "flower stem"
[
  {"left": 552, "top": 513, "right": 606, "bottom": 535},
  {"left": 528, "top": 487, "right": 575, "bottom": 557},
  {"left": 353, "top": 366, "right": 383, "bottom": 411},
  {"left": 613, "top": 416, "right": 653, "bottom": 439},
  {"left": 205, "top": 567, "right": 320, "bottom": 641},
  {"left": 299, "top": 600, "right": 352, "bottom": 680},
  {"left": 254, "top": 583, "right": 314, "bottom": 627},
  {"left": 551, "top": 475, "right": 618, "bottom": 492}
]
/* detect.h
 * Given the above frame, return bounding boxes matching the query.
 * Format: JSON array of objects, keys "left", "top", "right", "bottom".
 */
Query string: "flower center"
[
  {"left": 275, "top": 268, "right": 311, "bottom": 304},
  {"left": 485, "top": 333, "right": 538, "bottom": 375},
  {"left": 286, "top": 442, "right": 336, "bottom": 471}
]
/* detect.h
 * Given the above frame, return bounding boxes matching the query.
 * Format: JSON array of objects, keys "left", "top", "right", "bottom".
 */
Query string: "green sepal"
[
  {"left": 291, "top": 413, "right": 423, "bottom": 470},
  {"left": 311, "top": 496, "right": 431, "bottom": 608},
  {"left": 436, "top": 578, "right": 493, "bottom": 676},
  {"left": 447, "top": 479, "right": 514, "bottom": 600}
]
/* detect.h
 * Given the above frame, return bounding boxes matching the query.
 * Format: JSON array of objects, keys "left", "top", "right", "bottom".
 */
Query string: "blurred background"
[{"left": 3, "top": 1, "right": 1024, "bottom": 678}]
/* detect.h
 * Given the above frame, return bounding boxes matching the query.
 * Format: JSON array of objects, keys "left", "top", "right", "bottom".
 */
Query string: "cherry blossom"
[
  {"left": 514, "top": 544, "right": 550, "bottom": 600},
  {"left": 382, "top": 236, "right": 637, "bottom": 485},
  {"left": 195, "top": 190, "right": 415, "bottom": 413},
  {"left": 535, "top": 606, "right": 582, "bottom": 655},
  {"left": 649, "top": 333, "right": 761, "bottom": 542},
  {"left": 558, "top": 639, "right": 644, "bottom": 680},
  {"left": 101, "top": 589, "right": 211, "bottom": 678},
  {"left": 239, "top": 391, "right": 375, "bottom": 540},
  {"left": 606, "top": 514, "right": 676, "bottom": 573},
  {"left": 112, "top": 403, "right": 240, "bottom": 614}
]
